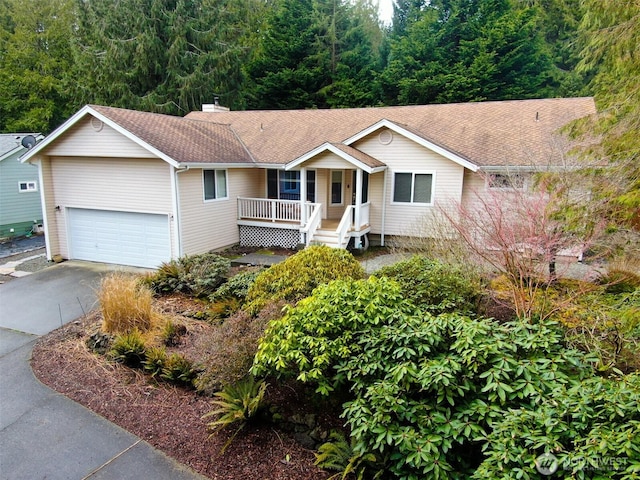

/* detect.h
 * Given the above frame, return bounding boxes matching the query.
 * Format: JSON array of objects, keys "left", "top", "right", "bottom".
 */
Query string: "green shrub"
[
  {"left": 195, "top": 301, "right": 284, "bottom": 395},
  {"left": 475, "top": 373, "right": 640, "bottom": 479},
  {"left": 600, "top": 268, "right": 640, "bottom": 294},
  {"left": 245, "top": 245, "right": 364, "bottom": 314},
  {"left": 560, "top": 287, "right": 640, "bottom": 371},
  {"left": 253, "top": 275, "right": 598, "bottom": 478},
  {"left": 202, "top": 376, "right": 268, "bottom": 452},
  {"left": 145, "top": 253, "right": 231, "bottom": 297},
  {"left": 110, "top": 330, "right": 146, "bottom": 368},
  {"left": 143, "top": 346, "right": 167, "bottom": 377},
  {"left": 211, "top": 268, "right": 262, "bottom": 302},
  {"left": 160, "top": 353, "right": 197, "bottom": 387},
  {"left": 374, "top": 255, "right": 481, "bottom": 314},
  {"left": 252, "top": 276, "right": 419, "bottom": 395}
]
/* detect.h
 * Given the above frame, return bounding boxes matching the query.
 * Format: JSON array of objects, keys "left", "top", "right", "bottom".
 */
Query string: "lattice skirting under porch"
[{"left": 239, "top": 225, "right": 300, "bottom": 249}]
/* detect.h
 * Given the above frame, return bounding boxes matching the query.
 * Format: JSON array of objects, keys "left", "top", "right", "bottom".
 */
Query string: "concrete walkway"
[{"left": 0, "top": 261, "right": 207, "bottom": 480}]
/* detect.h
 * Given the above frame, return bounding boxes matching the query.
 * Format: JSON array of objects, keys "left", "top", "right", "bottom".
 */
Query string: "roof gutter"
[{"left": 178, "top": 162, "right": 257, "bottom": 169}]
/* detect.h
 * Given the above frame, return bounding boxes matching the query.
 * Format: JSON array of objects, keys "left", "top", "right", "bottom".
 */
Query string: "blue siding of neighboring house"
[{"left": 0, "top": 149, "right": 43, "bottom": 237}]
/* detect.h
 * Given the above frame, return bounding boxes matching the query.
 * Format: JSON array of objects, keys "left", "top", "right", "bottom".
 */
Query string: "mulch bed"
[{"left": 30, "top": 300, "right": 330, "bottom": 480}]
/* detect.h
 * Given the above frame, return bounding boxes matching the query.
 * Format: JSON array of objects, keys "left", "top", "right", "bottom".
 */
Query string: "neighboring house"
[
  {"left": 21, "top": 98, "right": 596, "bottom": 268},
  {"left": 0, "top": 134, "right": 44, "bottom": 238}
]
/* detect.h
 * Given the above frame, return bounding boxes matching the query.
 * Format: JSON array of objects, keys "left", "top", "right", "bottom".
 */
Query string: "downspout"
[
  {"left": 34, "top": 157, "right": 52, "bottom": 260},
  {"left": 172, "top": 165, "right": 189, "bottom": 258},
  {"left": 380, "top": 168, "right": 388, "bottom": 247}
]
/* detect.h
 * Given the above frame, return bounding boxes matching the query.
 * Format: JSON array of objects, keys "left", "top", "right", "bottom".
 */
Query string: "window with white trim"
[
  {"left": 18, "top": 181, "right": 37, "bottom": 193},
  {"left": 203, "top": 169, "right": 228, "bottom": 200},
  {"left": 393, "top": 172, "right": 433, "bottom": 204},
  {"left": 331, "top": 170, "right": 343, "bottom": 204},
  {"left": 267, "top": 170, "right": 316, "bottom": 201},
  {"left": 487, "top": 173, "right": 525, "bottom": 189}
]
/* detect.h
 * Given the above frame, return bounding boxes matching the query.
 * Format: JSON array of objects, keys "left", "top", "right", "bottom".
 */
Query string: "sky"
[{"left": 377, "top": 0, "right": 394, "bottom": 25}]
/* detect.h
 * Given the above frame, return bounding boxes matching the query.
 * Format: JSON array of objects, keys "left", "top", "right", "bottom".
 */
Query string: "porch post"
[
  {"left": 354, "top": 168, "right": 363, "bottom": 249},
  {"left": 300, "top": 167, "right": 307, "bottom": 226}
]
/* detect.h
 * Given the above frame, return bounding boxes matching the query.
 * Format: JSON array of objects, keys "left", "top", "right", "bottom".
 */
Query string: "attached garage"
[{"left": 68, "top": 208, "right": 171, "bottom": 268}]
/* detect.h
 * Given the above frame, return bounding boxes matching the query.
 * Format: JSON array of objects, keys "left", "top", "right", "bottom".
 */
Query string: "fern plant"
[
  {"left": 142, "top": 346, "right": 167, "bottom": 377},
  {"left": 160, "top": 353, "right": 197, "bottom": 387},
  {"left": 202, "top": 376, "right": 268, "bottom": 452},
  {"left": 109, "top": 330, "right": 146, "bottom": 368},
  {"left": 315, "top": 431, "right": 380, "bottom": 480}
]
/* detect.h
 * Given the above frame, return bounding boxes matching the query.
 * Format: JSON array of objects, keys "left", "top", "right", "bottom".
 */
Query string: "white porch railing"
[
  {"left": 238, "top": 198, "right": 322, "bottom": 226},
  {"left": 302, "top": 203, "right": 323, "bottom": 246},
  {"left": 336, "top": 206, "right": 354, "bottom": 248},
  {"left": 358, "top": 202, "right": 370, "bottom": 229},
  {"left": 238, "top": 198, "right": 302, "bottom": 223}
]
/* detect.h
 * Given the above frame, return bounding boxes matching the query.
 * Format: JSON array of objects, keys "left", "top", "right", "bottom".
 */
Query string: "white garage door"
[{"left": 68, "top": 208, "right": 170, "bottom": 268}]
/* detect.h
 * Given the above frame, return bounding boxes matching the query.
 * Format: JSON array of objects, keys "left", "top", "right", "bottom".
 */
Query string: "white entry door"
[{"left": 68, "top": 208, "right": 170, "bottom": 268}]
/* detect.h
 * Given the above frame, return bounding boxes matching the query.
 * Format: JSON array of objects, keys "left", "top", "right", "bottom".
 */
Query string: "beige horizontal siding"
[
  {"left": 368, "top": 171, "right": 385, "bottom": 231},
  {"left": 49, "top": 157, "right": 174, "bottom": 259},
  {"left": 46, "top": 117, "right": 156, "bottom": 158},
  {"left": 354, "top": 129, "right": 466, "bottom": 237},
  {"left": 304, "top": 152, "right": 356, "bottom": 171},
  {"left": 461, "top": 170, "right": 487, "bottom": 210},
  {"left": 179, "top": 168, "right": 262, "bottom": 255}
]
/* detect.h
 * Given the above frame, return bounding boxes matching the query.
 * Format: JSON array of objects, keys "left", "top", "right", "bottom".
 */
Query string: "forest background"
[{"left": 0, "top": 0, "right": 638, "bottom": 230}]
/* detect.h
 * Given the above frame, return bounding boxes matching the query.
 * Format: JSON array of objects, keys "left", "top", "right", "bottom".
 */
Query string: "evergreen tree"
[
  {"left": 574, "top": 0, "right": 640, "bottom": 229},
  {"left": 244, "top": 0, "right": 383, "bottom": 109},
  {"left": 72, "top": 0, "right": 262, "bottom": 114},
  {"left": 390, "top": 0, "right": 427, "bottom": 37},
  {"left": 380, "top": 0, "right": 555, "bottom": 105},
  {"left": 0, "top": 0, "right": 75, "bottom": 132},
  {"left": 517, "top": 0, "right": 588, "bottom": 96}
]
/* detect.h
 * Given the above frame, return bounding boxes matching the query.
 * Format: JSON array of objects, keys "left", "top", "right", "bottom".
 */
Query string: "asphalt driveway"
[{"left": 0, "top": 261, "right": 206, "bottom": 480}]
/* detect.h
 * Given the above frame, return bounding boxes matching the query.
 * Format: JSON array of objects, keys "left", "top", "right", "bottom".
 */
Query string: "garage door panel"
[{"left": 68, "top": 209, "right": 170, "bottom": 268}]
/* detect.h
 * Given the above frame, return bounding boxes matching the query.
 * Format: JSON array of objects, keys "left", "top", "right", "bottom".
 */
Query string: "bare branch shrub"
[
  {"left": 194, "top": 300, "right": 286, "bottom": 396},
  {"left": 436, "top": 173, "right": 599, "bottom": 320}
]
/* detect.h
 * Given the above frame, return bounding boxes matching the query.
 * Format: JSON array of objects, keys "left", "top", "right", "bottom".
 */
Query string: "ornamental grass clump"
[{"left": 99, "top": 272, "right": 160, "bottom": 334}]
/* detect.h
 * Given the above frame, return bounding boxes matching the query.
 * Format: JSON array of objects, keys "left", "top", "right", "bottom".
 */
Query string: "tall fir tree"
[
  {"left": 244, "top": 0, "right": 383, "bottom": 109},
  {"left": 380, "top": 0, "right": 555, "bottom": 105},
  {"left": 0, "top": 0, "right": 75, "bottom": 132},
  {"left": 573, "top": 0, "right": 640, "bottom": 229},
  {"left": 72, "top": 0, "right": 262, "bottom": 114}
]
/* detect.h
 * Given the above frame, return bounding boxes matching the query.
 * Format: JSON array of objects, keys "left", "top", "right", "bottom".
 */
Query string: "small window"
[
  {"left": 393, "top": 172, "right": 433, "bottom": 204},
  {"left": 331, "top": 171, "right": 343, "bottom": 204},
  {"left": 203, "top": 170, "right": 228, "bottom": 201},
  {"left": 18, "top": 181, "right": 37, "bottom": 193},
  {"left": 488, "top": 173, "right": 524, "bottom": 189}
]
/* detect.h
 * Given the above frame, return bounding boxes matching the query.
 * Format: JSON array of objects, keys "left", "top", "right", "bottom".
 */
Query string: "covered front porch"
[
  {"left": 236, "top": 143, "right": 387, "bottom": 250},
  {"left": 237, "top": 196, "right": 371, "bottom": 249}
]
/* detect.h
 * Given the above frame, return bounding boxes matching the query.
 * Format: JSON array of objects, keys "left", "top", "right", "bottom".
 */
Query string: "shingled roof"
[
  {"left": 90, "top": 105, "right": 254, "bottom": 165},
  {"left": 186, "top": 97, "right": 596, "bottom": 168}
]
